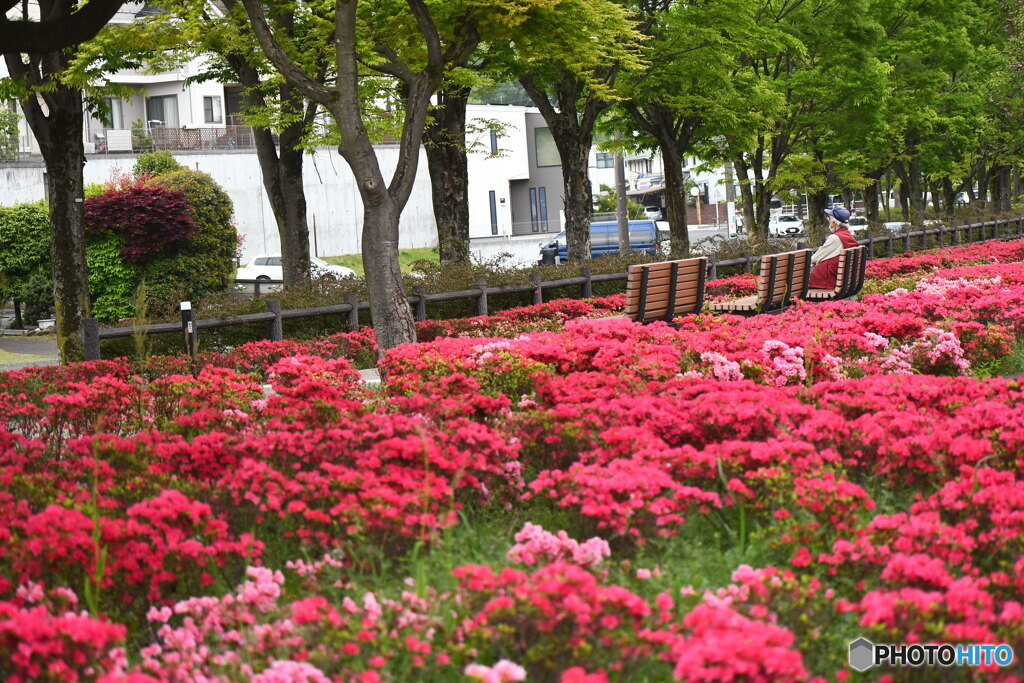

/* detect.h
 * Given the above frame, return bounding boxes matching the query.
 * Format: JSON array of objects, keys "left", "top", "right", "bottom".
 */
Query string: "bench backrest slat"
[
  {"left": 753, "top": 249, "right": 811, "bottom": 312},
  {"left": 625, "top": 257, "right": 707, "bottom": 323}
]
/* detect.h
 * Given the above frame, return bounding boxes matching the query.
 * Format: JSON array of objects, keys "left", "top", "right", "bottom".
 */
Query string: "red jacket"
[{"left": 809, "top": 227, "right": 860, "bottom": 290}]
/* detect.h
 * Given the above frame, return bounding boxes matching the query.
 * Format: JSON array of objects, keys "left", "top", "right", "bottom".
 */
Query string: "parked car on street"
[
  {"left": 848, "top": 215, "right": 869, "bottom": 236},
  {"left": 882, "top": 221, "right": 910, "bottom": 234},
  {"left": 236, "top": 254, "right": 356, "bottom": 281},
  {"left": 643, "top": 205, "right": 663, "bottom": 220},
  {"left": 768, "top": 214, "right": 804, "bottom": 237},
  {"left": 539, "top": 220, "right": 660, "bottom": 263}
]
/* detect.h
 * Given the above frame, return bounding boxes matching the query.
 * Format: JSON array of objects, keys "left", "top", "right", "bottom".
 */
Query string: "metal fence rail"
[{"left": 82, "top": 214, "right": 1024, "bottom": 361}]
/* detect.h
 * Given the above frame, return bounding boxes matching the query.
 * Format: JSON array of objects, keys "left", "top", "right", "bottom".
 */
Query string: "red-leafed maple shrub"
[{"left": 85, "top": 186, "right": 195, "bottom": 264}]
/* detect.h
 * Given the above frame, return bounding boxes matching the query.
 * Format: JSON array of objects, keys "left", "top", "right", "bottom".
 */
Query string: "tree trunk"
[
  {"left": 12, "top": 300, "right": 22, "bottom": 330},
  {"left": 995, "top": 165, "right": 1012, "bottom": 212},
  {"left": 895, "top": 159, "right": 925, "bottom": 223},
  {"left": 227, "top": 49, "right": 314, "bottom": 290},
  {"left": 424, "top": 84, "right": 471, "bottom": 264},
  {"left": 519, "top": 72, "right": 603, "bottom": 263},
  {"left": 941, "top": 177, "right": 956, "bottom": 218},
  {"left": 558, "top": 134, "right": 593, "bottom": 262},
  {"left": 808, "top": 191, "right": 828, "bottom": 234},
  {"left": 660, "top": 145, "right": 689, "bottom": 257},
  {"left": 864, "top": 181, "right": 880, "bottom": 223},
  {"left": 253, "top": 118, "right": 313, "bottom": 288},
  {"left": 745, "top": 145, "right": 772, "bottom": 239},
  {"left": 5, "top": 49, "right": 90, "bottom": 363},
  {"left": 884, "top": 170, "right": 893, "bottom": 222},
  {"left": 753, "top": 179, "right": 772, "bottom": 239},
  {"left": 975, "top": 159, "right": 989, "bottom": 208},
  {"left": 733, "top": 154, "right": 755, "bottom": 235},
  {"left": 360, "top": 195, "right": 415, "bottom": 350}
]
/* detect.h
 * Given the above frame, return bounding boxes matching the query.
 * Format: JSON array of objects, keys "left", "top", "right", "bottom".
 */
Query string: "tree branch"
[
  {"left": 406, "top": 0, "right": 443, "bottom": 71},
  {"left": 0, "top": 0, "right": 123, "bottom": 53},
  {"left": 368, "top": 44, "right": 415, "bottom": 81},
  {"left": 239, "top": 0, "right": 338, "bottom": 108}
]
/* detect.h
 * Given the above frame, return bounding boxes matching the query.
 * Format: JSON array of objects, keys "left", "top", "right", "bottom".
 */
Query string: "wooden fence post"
[
  {"left": 581, "top": 267, "right": 593, "bottom": 299},
  {"left": 743, "top": 248, "right": 753, "bottom": 273},
  {"left": 476, "top": 278, "right": 488, "bottom": 316},
  {"left": 865, "top": 234, "right": 874, "bottom": 260},
  {"left": 266, "top": 300, "right": 283, "bottom": 341},
  {"left": 344, "top": 293, "right": 359, "bottom": 331},
  {"left": 708, "top": 261, "right": 718, "bottom": 281},
  {"left": 412, "top": 286, "right": 427, "bottom": 322},
  {"left": 531, "top": 272, "right": 543, "bottom": 305},
  {"left": 887, "top": 235, "right": 894, "bottom": 258},
  {"left": 83, "top": 317, "right": 100, "bottom": 361},
  {"left": 952, "top": 221, "right": 959, "bottom": 245}
]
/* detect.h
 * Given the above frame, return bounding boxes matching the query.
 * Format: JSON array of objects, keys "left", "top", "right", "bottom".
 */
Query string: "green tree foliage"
[
  {"left": 0, "top": 202, "right": 52, "bottom": 326},
  {"left": 0, "top": 202, "right": 50, "bottom": 301},
  {"left": 0, "top": 107, "right": 20, "bottom": 161},
  {"left": 85, "top": 232, "right": 140, "bottom": 322},
  {"left": 133, "top": 150, "right": 185, "bottom": 179},
  {"left": 147, "top": 169, "right": 238, "bottom": 300},
  {"left": 594, "top": 184, "right": 644, "bottom": 216}
]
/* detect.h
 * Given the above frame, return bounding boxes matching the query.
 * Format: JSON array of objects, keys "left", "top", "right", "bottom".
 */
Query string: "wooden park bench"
[
  {"left": 708, "top": 249, "right": 812, "bottom": 316},
  {"left": 625, "top": 257, "right": 708, "bottom": 323},
  {"left": 804, "top": 245, "right": 866, "bottom": 302}
]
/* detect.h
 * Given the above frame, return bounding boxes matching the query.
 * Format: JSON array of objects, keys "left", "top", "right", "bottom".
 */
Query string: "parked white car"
[
  {"left": 236, "top": 254, "right": 356, "bottom": 281},
  {"left": 882, "top": 221, "right": 910, "bottom": 234},
  {"left": 643, "top": 205, "right": 663, "bottom": 220},
  {"left": 768, "top": 214, "right": 805, "bottom": 237},
  {"left": 848, "top": 215, "right": 869, "bottom": 236}
]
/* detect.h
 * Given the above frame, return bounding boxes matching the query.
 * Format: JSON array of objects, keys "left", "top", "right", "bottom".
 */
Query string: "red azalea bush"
[{"left": 2, "top": 237, "right": 1024, "bottom": 678}]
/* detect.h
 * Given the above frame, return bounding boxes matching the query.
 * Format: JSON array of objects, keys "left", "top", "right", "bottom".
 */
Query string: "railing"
[
  {"left": 82, "top": 214, "right": 1024, "bottom": 361},
  {"left": 151, "top": 125, "right": 260, "bottom": 151}
]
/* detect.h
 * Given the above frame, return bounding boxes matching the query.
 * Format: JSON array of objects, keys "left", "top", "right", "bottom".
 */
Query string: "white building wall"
[
  {"left": 0, "top": 147, "right": 438, "bottom": 261},
  {"left": 464, "top": 105, "right": 531, "bottom": 239}
]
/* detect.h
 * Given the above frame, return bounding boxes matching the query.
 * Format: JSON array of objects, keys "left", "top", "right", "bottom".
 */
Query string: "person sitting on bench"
[{"left": 809, "top": 206, "right": 860, "bottom": 290}]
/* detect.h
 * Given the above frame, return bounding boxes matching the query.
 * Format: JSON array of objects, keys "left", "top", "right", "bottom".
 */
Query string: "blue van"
[{"left": 540, "top": 220, "right": 660, "bottom": 262}]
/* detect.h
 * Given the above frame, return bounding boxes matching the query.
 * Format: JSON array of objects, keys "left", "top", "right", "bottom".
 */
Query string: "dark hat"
[{"left": 825, "top": 206, "right": 851, "bottom": 224}]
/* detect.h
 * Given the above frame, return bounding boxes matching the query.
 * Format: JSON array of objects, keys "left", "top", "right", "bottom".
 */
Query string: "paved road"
[{"left": 0, "top": 335, "right": 59, "bottom": 371}]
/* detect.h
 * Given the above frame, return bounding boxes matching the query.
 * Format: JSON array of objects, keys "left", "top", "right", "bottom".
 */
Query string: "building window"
[
  {"left": 595, "top": 152, "right": 613, "bottom": 169},
  {"left": 529, "top": 188, "right": 539, "bottom": 232},
  {"left": 534, "top": 127, "right": 559, "bottom": 167},
  {"left": 204, "top": 96, "right": 223, "bottom": 124},
  {"left": 538, "top": 187, "right": 549, "bottom": 230},
  {"left": 145, "top": 95, "right": 178, "bottom": 128},
  {"left": 104, "top": 98, "right": 123, "bottom": 129},
  {"left": 489, "top": 191, "right": 498, "bottom": 235},
  {"left": 490, "top": 130, "right": 499, "bottom": 154}
]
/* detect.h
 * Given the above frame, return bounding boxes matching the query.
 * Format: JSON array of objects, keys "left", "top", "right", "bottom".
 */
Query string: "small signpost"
[{"left": 180, "top": 301, "right": 196, "bottom": 358}]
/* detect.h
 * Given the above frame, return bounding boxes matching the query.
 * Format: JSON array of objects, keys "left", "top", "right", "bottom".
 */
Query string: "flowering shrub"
[
  {"left": 2, "top": 237, "right": 1024, "bottom": 678},
  {"left": 0, "top": 584, "right": 127, "bottom": 682}
]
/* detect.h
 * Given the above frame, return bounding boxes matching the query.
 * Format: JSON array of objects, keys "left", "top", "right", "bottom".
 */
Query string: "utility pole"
[
  {"left": 614, "top": 131, "right": 629, "bottom": 250},
  {"left": 725, "top": 161, "right": 737, "bottom": 238}
]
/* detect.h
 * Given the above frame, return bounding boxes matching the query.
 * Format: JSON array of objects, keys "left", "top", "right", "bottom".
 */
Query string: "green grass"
[
  {"left": 972, "top": 340, "right": 1024, "bottom": 378},
  {"left": 0, "top": 349, "right": 50, "bottom": 364},
  {"left": 322, "top": 248, "right": 439, "bottom": 277}
]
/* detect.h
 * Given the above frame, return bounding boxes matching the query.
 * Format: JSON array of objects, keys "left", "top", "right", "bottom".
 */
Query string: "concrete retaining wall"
[{"left": 0, "top": 147, "right": 439, "bottom": 262}]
